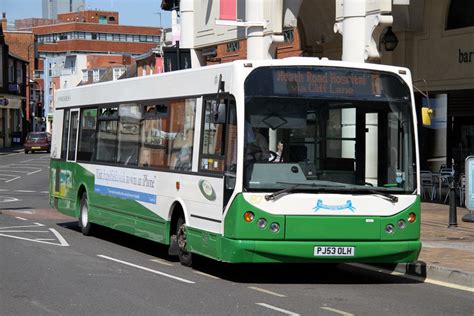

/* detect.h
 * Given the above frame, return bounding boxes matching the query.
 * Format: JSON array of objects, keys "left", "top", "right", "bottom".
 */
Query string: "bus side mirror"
[{"left": 421, "top": 107, "right": 433, "bottom": 126}]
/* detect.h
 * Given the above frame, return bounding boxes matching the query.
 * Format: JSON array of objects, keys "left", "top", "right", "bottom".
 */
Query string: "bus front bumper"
[{"left": 220, "top": 238, "right": 421, "bottom": 263}]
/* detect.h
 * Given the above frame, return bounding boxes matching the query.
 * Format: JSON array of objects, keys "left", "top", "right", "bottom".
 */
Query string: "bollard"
[{"left": 448, "top": 177, "right": 457, "bottom": 228}]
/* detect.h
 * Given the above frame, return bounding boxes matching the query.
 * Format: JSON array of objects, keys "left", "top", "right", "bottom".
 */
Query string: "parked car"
[{"left": 24, "top": 132, "right": 51, "bottom": 154}]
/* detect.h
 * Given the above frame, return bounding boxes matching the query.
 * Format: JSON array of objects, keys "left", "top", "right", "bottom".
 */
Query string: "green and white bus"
[{"left": 50, "top": 58, "right": 421, "bottom": 266}]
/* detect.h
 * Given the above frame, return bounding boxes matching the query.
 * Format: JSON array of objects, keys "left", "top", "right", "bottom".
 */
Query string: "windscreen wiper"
[
  {"left": 264, "top": 183, "right": 344, "bottom": 201},
  {"left": 264, "top": 183, "right": 399, "bottom": 203}
]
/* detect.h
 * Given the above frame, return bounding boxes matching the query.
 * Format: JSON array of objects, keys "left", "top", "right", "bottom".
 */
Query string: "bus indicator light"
[
  {"left": 176, "top": 181, "right": 180, "bottom": 191},
  {"left": 244, "top": 211, "right": 255, "bottom": 222},
  {"left": 408, "top": 213, "right": 416, "bottom": 223}
]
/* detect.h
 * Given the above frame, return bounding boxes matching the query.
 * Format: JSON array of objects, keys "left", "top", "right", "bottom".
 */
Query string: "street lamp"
[{"left": 381, "top": 27, "right": 398, "bottom": 52}]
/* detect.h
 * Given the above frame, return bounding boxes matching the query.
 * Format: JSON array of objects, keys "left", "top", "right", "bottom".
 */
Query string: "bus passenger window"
[
  {"left": 77, "top": 108, "right": 97, "bottom": 162},
  {"left": 117, "top": 103, "right": 142, "bottom": 166},
  {"left": 95, "top": 107, "right": 118, "bottom": 163}
]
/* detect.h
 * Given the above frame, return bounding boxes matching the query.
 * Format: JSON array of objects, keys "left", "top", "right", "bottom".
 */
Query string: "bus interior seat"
[{"left": 289, "top": 145, "right": 307, "bottom": 162}]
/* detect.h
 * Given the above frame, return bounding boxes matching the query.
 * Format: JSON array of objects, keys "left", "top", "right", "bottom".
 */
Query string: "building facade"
[
  {"left": 208, "top": 0, "right": 474, "bottom": 175},
  {"left": 0, "top": 25, "right": 27, "bottom": 148},
  {"left": 42, "top": 0, "right": 86, "bottom": 19}
]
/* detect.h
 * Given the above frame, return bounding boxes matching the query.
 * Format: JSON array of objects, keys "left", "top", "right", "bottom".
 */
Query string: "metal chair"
[
  {"left": 439, "top": 167, "right": 455, "bottom": 202},
  {"left": 420, "top": 171, "right": 435, "bottom": 200}
]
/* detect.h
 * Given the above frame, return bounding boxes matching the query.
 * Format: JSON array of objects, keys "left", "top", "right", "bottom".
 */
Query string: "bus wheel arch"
[{"left": 168, "top": 201, "right": 193, "bottom": 266}]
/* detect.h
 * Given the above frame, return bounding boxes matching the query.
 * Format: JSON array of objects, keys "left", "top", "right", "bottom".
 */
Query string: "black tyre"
[
  {"left": 79, "top": 192, "right": 93, "bottom": 236},
  {"left": 24, "top": 150, "right": 29, "bottom": 154},
  {"left": 176, "top": 217, "right": 192, "bottom": 267}
]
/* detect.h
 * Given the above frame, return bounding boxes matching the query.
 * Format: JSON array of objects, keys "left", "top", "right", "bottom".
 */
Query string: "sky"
[{"left": 0, "top": 0, "right": 171, "bottom": 28}]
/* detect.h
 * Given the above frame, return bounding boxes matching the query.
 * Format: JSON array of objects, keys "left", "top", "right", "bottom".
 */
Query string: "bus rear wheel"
[
  {"left": 79, "top": 192, "right": 93, "bottom": 236},
  {"left": 176, "top": 217, "right": 192, "bottom": 267}
]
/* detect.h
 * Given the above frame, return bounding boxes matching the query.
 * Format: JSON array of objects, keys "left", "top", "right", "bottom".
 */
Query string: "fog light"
[
  {"left": 244, "top": 211, "right": 255, "bottom": 222},
  {"left": 408, "top": 212, "right": 416, "bottom": 223},
  {"left": 257, "top": 218, "right": 267, "bottom": 229},
  {"left": 385, "top": 224, "right": 395, "bottom": 234},
  {"left": 397, "top": 219, "right": 406, "bottom": 229},
  {"left": 270, "top": 222, "right": 280, "bottom": 233}
]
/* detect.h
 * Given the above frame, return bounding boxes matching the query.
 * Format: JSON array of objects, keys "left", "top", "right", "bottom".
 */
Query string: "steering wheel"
[{"left": 268, "top": 150, "right": 278, "bottom": 162}]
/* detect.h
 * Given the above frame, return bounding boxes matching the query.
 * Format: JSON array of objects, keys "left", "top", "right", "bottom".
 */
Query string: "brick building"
[
  {"left": 19, "top": 10, "right": 162, "bottom": 132},
  {"left": 0, "top": 24, "right": 28, "bottom": 148}
]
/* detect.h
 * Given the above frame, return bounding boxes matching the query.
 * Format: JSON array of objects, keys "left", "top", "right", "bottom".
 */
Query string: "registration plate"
[
  {"left": 314, "top": 246, "right": 355, "bottom": 257},
  {"left": 32, "top": 146, "right": 41, "bottom": 149}
]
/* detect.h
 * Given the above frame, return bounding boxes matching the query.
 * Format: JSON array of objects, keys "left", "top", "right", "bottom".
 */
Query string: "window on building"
[
  {"left": 91, "top": 33, "right": 98, "bottom": 40},
  {"left": 113, "top": 68, "right": 125, "bottom": 81},
  {"left": 283, "top": 28, "right": 294, "bottom": 43},
  {"left": 226, "top": 41, "right": 240, "bottom": 53},
  {"left": 133, "top": 35, "right": 140, "bottom": 42},
  {"left": 58, "top": 33, "right": 67, "bottom": 40},
  {"left": 82, "top": 70, "right": 88, "bottom": 82},
  {"left": 8, "top": 59, "right": 15, "bottom": 83},
  {"left": 77, "top": 32, "right": 85, "bottom": 39},
  {"left": 446, "top": 0, "right": 474, "bottom": 29},
  {"left": 139, "top": 35, "right": 147, "bottom": 42},
  {"left": 93, "top": 69, "right": 100, "bottom": 82},
  {"left": 109, "top": 16, "right": 116, "bottom": 22},
  {"left": 99, "top": 16, "right": 107, "bottom": 24},
  {"left": 16, "top": 61, "right": 23, "bottom": 84},
  {"left": 98, "top": 33, "right": 107, "bottom": 40},
  {"left": 112, "top": 34, "right": 120, "bottom": 41},
  {"left": 106, "top": 33, "right": 113, "bottom": 41},
  {"left": 120, "top": 34, "right": 127, "bottom": 42}
]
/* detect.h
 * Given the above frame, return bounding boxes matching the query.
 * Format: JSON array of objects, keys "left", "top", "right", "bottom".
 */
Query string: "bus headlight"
[
  {"left": 257, "top": 218, "right": 267, "bottom": 229},
  {"left": 385, "top": 224, "right": 395, "bottom": 234},
  {"left": 244, "top": 211, "right": 255, "bottom": 222},
  {"left": 270, "top": 222, "right": 280, "bottom": 233}
]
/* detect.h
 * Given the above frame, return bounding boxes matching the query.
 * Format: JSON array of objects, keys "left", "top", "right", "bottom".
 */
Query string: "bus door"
[
  {"left": 199, "top": 96, "right": 237, "bottom": 211},
  {"left": 67, "top": 109, "right": 80, "bottom": 162}
]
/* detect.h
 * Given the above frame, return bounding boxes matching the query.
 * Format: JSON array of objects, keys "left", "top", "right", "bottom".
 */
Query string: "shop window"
[
  {"left": 446, "top": 0, "right": 474, "bottom": 30},
  {"left": 16, "top": 61, "right": 23, "bottom": 84}
]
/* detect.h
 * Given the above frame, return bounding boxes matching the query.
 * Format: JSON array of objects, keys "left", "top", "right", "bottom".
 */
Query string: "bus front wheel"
[
  {"left": 176, "top": 217, "right": 192, "bottom": 267},
  {"left": 79, "top": 192, "right": 93, "bottom": 236}
]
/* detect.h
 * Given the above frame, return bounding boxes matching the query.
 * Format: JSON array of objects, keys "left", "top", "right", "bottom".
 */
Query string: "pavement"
[
  {"left": 1, "top": 145, "right": 473, "bottom": 289},
  {"left": 388, "top": 202, "right": 474, "bottom": 289}
]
